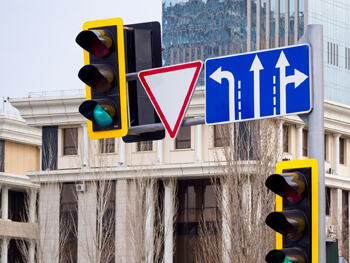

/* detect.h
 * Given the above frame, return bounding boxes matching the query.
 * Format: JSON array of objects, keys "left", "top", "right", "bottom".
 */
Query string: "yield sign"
[{"left": 138, "top": 61, "right": 203, "bottom": 138}]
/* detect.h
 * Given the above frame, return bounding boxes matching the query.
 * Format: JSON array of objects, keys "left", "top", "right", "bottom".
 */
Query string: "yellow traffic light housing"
[
  {"left": 76, "top": 18, "right": 128, "bottom": 139},
  {"left": 265, "top": 159, "right": 318, "bottom": 263}
]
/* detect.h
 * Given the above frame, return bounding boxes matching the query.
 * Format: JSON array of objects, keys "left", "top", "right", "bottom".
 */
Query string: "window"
[
  {"left": 175, "top": 179, "right": 217, "bottom": 262},
  {"left": 302, "top": 129, "right": 308, "bottom": 157},
  {"left": 100, "top": 138, "right": 115, "bottom": 154},
  {"left": 340, "top": 138, "right": 345, "bottom": 165},
  {"left": 176, "top": 126, "right": 191, "bottom": 149},
  {"left": 342, "top": 190, "right": 349, "bottom": 258},
  {"left": 282, "top": 125, "right": 289, "bottom": 153},
  {"left": 214, "top": 125, "right": 230, "bottom": 147},
  {"left": 0, "top": 139, "right": 4, "bottom": 172},
  {"left": 346, "top": 47, "right": 350, "bottom": 70},
  {"left": 234, "top": 121, "right": 259, "bottom": 160},
  {"left": 63, "top": 128, "right": 78, "bottom": 155},
  {"left": 326, "top": 187, "right": 331, "bottom": 216},
  {"left": 137, "top": 141, "right": 153, "bottom": 151},
  {"left": 60, "top": 184, "right": 78, "bottom": 263},
  {"left": 327, "top": 42, "right": 338, "bottom": 66},
  {"left": 324, "top": 134, "right": 327, "bottom": 161}
]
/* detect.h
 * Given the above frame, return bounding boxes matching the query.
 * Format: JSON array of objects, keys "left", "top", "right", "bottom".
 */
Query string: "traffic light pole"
[{"left": 298, "top": 24, "right": 325, "bottom": 262}]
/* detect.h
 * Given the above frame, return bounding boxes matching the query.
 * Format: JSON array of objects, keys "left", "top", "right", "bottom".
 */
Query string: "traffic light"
[
  {"left": 76, "top": 18, "right": 128, "bottom": 139},
  {"left": 122, "top": 21, "right": 165, "bottom": 143},
  {"left": 265, "top": 159, "right": 318, "bottom": 263}
]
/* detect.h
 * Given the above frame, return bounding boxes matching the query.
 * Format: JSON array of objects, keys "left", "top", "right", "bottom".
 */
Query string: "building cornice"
[
  {"left": 27, "top": 162, "right": 225, "bottom": 183},
  {"left": 0, "top": 114, "right": 41, "bottom": 146},
  {"left": 8, "top": 90, "right": 350, "bottom": 137},
  {"left": 9, "top": 95, "right": 85, "bottom": 127},
  {"left": 0, "top": 172, "right": 40, "bottom": 189}
]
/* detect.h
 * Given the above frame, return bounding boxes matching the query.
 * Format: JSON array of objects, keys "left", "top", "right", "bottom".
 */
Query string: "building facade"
[
  {"left": 3, "top": 89, "right": 349, "bottom": 262},
  {"left": 162, "top": 0, "right": 350, "bottom": 105},
  {"left": 0, "top": 114, "right": 41, "bottom": 263}
]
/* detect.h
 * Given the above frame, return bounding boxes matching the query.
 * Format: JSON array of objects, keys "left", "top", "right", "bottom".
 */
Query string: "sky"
[{"left": 0, "top": 0, "right": 162, "bottom": 114}]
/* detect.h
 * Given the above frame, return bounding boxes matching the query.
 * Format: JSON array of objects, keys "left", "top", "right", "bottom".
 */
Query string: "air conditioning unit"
[{"left": 76, "top": 183, "right": 86, "bottom": 192}]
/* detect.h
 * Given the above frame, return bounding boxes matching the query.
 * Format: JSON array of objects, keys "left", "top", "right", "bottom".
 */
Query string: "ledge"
[{"left": 0, "top": 114, "right": 41, "bottom": 146}]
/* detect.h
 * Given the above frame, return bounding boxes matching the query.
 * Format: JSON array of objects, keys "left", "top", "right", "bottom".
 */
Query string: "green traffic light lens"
[
  {"left": 266, "top": 250, "right": 292, "bottom": 263},
  {"left": 93, "top": 104, "right": 113, "bottom": 127}
]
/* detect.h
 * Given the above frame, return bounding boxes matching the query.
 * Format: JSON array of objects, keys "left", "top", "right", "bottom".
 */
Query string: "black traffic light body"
[
  {"left": 122, "top": 21, "right": 165, "bottom": 143},
  {"left": 265, "top": 159, "right": 318, "bottom": 263},
  {"left": 77, "top": 18, "right": 128, "bottom": 139}
]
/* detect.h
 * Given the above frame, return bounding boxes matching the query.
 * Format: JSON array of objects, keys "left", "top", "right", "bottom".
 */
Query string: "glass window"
[
  {"left": 302, "top": 129, "right": 308, "bottom": 157},
  {"left": 214, "top": 125, "right": 230, "bottom": 147},
  {"left": 176, "top": 126, "right": 191, "bottom": 149},
  {"left": 324, "top": 134, "right": 327, "bottom": 161},
  {"left": 137, "top": 141, "right": 153, "bottom": 151},
  {"left": 60, "top": 183, "right": 78, "bottom": 263},
  {"left": 340, "top": 138, "right": 345, "bottom": 164},
  {"left": 326, "top": 187, "right": 331, "bottom": 216},
  {"left": 0, "top": 139, "right": 4, "bottom": 172},
  {"left": 100, "top": 138, "right": 115, "bottom": 154},
  {"left": 282, "top": 125, "right": 289, "bottom": 153},
  {"left": 63, "top": 128, "right": 78, "bottom": 155},
  {"left": 175, "top": 179, "right": 218, "bottom": 263},
  {"left": 234, "top": 121, "right": 260, "bottom": 160}
]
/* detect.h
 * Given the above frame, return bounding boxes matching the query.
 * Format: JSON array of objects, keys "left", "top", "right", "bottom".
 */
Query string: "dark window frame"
[
  {"left": 100, "top": 138, "right": 115, "bottom": 154},
  {"left": 63, "top": 128, "right": 78, "bottom": 156},
  {"left": 176, "top": 126, "right": 191, "bottom": 150}
]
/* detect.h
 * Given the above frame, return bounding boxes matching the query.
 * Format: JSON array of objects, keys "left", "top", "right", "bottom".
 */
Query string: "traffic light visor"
[
  {"left": 76, "top": 30, "right": 112, "bottom": 57},
  {"left": 266, "top": 210, "right": 306, "bottom": 241},
  {"left": 265, "top": 173, "right": 306, "bottom": 203},
  {"left": 78, "top": 64, "right": 114, "bottom": 93}
]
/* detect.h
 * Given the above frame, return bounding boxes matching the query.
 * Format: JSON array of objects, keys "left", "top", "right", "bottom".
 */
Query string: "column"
[
  {"left": 294, "top": 0, "right": 299, "bottom": 43},
  {"left": 1, "top": 237, "right": 9, "bottom": 263},
  {"left": 1, "top": 186, "right": 8, "bottom": 220},
  {"left": 275, "top": 0, "right": 280, "bottom": 47},
  {"left": 247, "top": 0, "right": 252, "bottom": 52},
  {"left": 196, "top": 125, "right": 202, "bottom": 162},
  {"left": 145, "top": 182, "right": 155, "bottom": 263},
  {"left": 285, "top": 0, "right": 289, "bottom": 45},
  {"left": 119, "top": 138, "right": 125, "bottom": 166},
  {"left": 78, "top": 183, "right": 97, "bottom": 262},
  {"left": 28, "top": 240, "right": 35, "bottom": 263},
  {"left": 222, "top": 183, "right": 231, "bottom": 263},
  {"left": 38, "top": 146, "right": 42, "bottom": 171},
  {"left": 164, "top": 180, "right": 174, "bottom": 263},
  {"left": 277, "top": 119, "right": 284, "bottom": 161},
  {"left": 29, "top": 189, "right": 37, "bottom": 223},
  {"left": 81, "top": 123, "right": 89, "bottom": 168},
  {"left": 257, "top": 0, "right": 261, "bottom": 50},
  {"left": 156, "top": 140, "right": 163, "bottom": 165},
  {"left": 296, "top": 124, "right": 304, "bottom": 160},
  {"left": 333, "top": 134, "right": 340, "bottom": 175}
]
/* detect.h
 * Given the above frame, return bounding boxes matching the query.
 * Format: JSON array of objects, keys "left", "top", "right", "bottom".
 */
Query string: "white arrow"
[
  {"left": 276, "top": 51, "right": 308, "bottom": 115},
  {"left": 250, "top": 55, "right": 264, "bottom": 118},
  {"left": 210, "top": 67, "right": 235, "bottom": 122}
]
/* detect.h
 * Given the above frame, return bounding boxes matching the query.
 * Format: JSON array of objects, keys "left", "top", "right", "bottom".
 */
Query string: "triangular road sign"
[{"left": 138, "top": 61, "right": 203, "bottom": 139}]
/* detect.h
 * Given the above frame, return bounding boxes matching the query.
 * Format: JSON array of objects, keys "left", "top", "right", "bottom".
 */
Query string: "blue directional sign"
[{"left": 205, "top": 44, "right": 311, "bottom": 125}]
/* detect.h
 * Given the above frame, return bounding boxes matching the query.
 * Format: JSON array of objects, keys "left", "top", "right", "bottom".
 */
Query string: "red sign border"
[{"left": 138, "top": 61, "right": 203, "bottom": 138}]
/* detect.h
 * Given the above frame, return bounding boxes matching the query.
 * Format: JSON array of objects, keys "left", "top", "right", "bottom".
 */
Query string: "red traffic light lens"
[{"left": 76, "top": 30, "right": 112, "bottom": 58}]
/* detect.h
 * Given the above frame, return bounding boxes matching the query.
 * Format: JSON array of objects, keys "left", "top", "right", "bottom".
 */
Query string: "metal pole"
[
  {"left": 126, "top": 117, "right": 205, "bottom": 135},
  {"left": 300, "top": 24, "right": 325, "bottom": 262}
]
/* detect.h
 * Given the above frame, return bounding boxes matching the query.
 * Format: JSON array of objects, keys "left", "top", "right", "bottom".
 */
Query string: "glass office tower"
[{"left": 163, "top": 0, "right": 350, "bottom": 105}]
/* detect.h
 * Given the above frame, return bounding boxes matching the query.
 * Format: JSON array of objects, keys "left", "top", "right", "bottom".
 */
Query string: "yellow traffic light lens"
[{"left": 78, "top": 64, "right": 114, "bottom": 93}]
